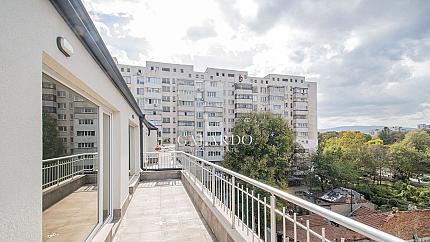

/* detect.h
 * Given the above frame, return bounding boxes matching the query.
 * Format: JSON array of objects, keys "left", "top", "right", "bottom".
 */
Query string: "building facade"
[
  {"left": 118, "top": 61, "right": 318, "bottom": 163},
  {"left": 418, "top": 124, "right": 430, "bottom": 130}
]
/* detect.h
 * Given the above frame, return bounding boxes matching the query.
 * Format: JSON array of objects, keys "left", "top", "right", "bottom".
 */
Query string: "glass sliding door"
[{"left": 41, "top": 73, "right": 99, "bottom": 241}]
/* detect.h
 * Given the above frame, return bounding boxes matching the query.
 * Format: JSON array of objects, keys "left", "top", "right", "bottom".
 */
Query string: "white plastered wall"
[{"left": 0, "top": 0, "right": 141, "bottom": 241}]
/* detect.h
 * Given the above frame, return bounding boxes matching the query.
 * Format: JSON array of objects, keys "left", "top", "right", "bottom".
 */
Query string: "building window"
[
  {"left": 178, "top": 121, "right": 194, "bottom": 126},
  {"left": 127, "top": 68, "right": 130, "bottom": 72},
  {"left": 207, "top": 91, "right": 216, "bottom": 97},
  {"left": 57, "top": 91, "right": 66, "bottom": 97},
  {"left": 161, "top": 67, "right": 170, "bottom": 72},
  {"left": 76, "top": 107, "right": 96, "bottom": 113},
  {"left": 78, "top": 142, "right": 95, "bottom": 148},
  {"left": 57, "top": 114, "right": 67, "bottom": 120},
  {"left": 79, "top": 119, "right": 94, "bottom": 125},
  {"left": 42, "top": 94, "right": 56, "bottom": 102},
  {"left": 77, "top": 131, "right": 96, "bottom": 136},
  {"left": 209, "top": 122, "right": 220, "bottom": 127}
]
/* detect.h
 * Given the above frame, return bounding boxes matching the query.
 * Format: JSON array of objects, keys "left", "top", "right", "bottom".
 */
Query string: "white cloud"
[{"left": 83, "top": 0, "right": 430, "bottom": 129}]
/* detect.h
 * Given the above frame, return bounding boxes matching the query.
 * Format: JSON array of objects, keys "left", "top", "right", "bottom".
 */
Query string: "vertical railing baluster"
[
  {"left": 306, "top": 220, "right": 310, "bottom": 242},
  {"left": 56, "top": 159, "right": 60, "bottom": 186},
  {"left": 257, "top": 193, "right": 261, "bottom": 241},
  {"left": 321, "top": 228, "right": 325, "bottom": 242},
  {"left": 242, "top": 184, "right": 245, "bottom": 230},
  {"left": 237, "top": 182, "right": 240, "bottom": 226},
  {"left": 270, "top": 194, "right": 276, "bottom": 242},
  {"left": 212, "top": 167, "right": 216, "bottom": 206},
  {"left": 264, "top": 197, "right": 267, "bottom": 242},
  {"left": 201, "top": 161, "right": 204, "bottom": 192},
  {"left": 252, "top": 190, "right": 255, "bottom": 242},
  {"left": 231, "top": 176, "right": 235, "bottom": 229},
  {"left": 246, "top": 187, "right": 249, "bottom": 236},
  {"left": 293, "top": 213, "right": 297, "bottom": 242},
  {"left": 283, "top": 207, "right": 286, "bottom": 242},
  {"left": 222, "top": 174, "right": 225, "bottom": 210}
]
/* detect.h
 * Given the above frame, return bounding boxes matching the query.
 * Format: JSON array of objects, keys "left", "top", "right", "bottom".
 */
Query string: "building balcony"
[
  {"left": 40, "top": 150, "right": 407, "bottom": 242},
  {"left": 112, "top": 151, "right": 406, "bottom": 242}
]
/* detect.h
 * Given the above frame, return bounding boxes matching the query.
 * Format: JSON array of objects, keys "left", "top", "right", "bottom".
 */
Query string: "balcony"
[
  {"left": 40, "top": 150, "right": 406, "bottom": 242},
  {"left": 113, "top": 151, "right": 406, "bottom": 242}
]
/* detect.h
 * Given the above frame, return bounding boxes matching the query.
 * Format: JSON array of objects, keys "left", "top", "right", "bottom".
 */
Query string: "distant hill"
[{"left": 319, "top": 126, "right": 414, "bottom": 134}]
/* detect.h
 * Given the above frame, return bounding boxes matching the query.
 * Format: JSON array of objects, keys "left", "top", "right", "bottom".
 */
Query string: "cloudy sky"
[{"left": 83, "top": 0, "right": 430, "bottom": 129}]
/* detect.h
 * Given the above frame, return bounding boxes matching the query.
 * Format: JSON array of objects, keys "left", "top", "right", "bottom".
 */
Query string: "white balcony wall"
[{"left": 0, "top": 1, "right": 141, "bottom": 241}]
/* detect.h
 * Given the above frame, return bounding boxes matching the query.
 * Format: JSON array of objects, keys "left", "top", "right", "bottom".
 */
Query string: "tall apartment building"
[
  {"left": 42, "top": 74, "right": 98, "bottom": 156},
  {"left": 117, "top": 61, "right": 317, "bottom": 163}
]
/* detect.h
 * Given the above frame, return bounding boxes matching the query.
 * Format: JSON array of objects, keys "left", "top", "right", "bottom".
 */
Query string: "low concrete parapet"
[
  {"left": 140, "top": 170, "right": 181, "bottom": 181},
  {"left": 42, "top": 174, "right": 96, "bottom": 210}
]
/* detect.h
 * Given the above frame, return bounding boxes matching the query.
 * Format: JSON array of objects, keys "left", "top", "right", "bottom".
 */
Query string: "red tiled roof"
[
  {"left": 380, "top": 209, "right": 430, "bottom": 240},
  {"left": 353, "top": 209, "right": 430, "bottom": 240},
  {"left": 353, "top": 212, "right": 392, "bottom": 228},
  {"left": 281, "top": 209, "right": 430, "bottom": 241},
  {"left": 350, "top": 206, "right": 378, "bottom": 217}
]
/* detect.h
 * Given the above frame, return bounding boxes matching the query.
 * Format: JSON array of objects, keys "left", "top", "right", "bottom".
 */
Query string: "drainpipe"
[{"left": 139, "top": 115, "right": 144, "bottom": 170}]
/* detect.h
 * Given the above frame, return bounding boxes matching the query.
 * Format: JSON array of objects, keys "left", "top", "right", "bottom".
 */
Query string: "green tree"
[
  {"left": 223, "top": 113, "right": 294, "bottom": 188},
  {"left": 318, "top": 131, "right": 339, "bottom": 144},
  {"left": 388, "top": 142, "right": 424, "bottom": 181},
  {"left": 312, "top": 131, "right": 367, "bottom": 188},
  {"left": 402, "top": 129, "right": 430, "bottom": 152},
  {"left": 365, "top": 139, "right": 388, "bottom": 184},
  {"left": 42, "top": 113, "right": 65, "bottom": 159},
  {"left": 378, "top": 127, "right": 405, "bottom": 145}
]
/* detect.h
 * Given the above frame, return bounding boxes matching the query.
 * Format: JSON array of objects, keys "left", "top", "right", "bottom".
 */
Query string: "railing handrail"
[
  {"left": 176, "top": 150, "right": 405, "bottom": 242},
  {"left": 42, "top": 152, "right": 98, "bottom": 163}
]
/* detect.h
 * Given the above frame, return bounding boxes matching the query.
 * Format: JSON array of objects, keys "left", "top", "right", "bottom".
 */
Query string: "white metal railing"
[
  {"left": 42, "top": 153, "right": 98, "bottom": 190},
  {"left": 172, "top": 151, "right": 405, "bottom": 242},
  {"left": 143, "top": 151, "right": 181, "bottom": 170}
]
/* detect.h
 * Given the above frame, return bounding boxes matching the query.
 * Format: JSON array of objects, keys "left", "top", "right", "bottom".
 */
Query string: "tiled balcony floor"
[
  {"left": 42, "top": 184, "right": 98, "bottom": 241},
  {"left": 114, "top": 179, "right": 217, "bottom": 242}
]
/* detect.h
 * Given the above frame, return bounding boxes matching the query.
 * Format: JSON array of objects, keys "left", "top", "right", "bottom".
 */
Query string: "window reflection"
[{"left": 42, "top": 74, "right": 99, "bottom": 241}]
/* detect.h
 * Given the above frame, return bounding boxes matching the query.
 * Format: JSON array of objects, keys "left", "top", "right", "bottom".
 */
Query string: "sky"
[{"left": 82, "top": 0, "right": 430, "bottom": 129}]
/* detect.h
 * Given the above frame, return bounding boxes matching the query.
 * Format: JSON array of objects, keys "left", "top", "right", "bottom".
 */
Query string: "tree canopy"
[
  {"left": 223, "top": 113, "right": 295, "bottom": 188},
  {"left": 42, "top": 113, "right": 65, "bottom": 159}
]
